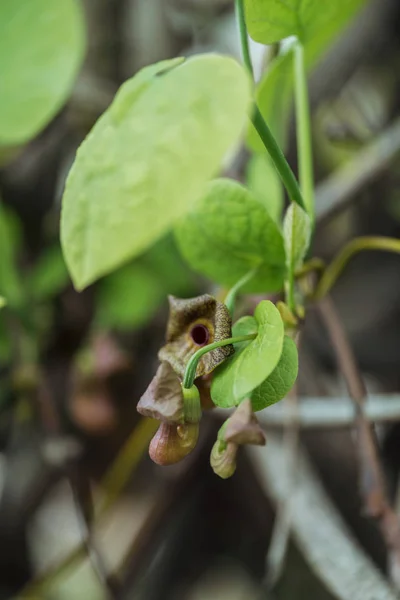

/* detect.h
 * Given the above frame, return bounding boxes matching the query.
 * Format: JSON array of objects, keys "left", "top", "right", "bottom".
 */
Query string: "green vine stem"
[
  {"left": 234, "top": 0, "right": 306, "bottom": 213},
  {"left": 294, "top": 41, "right": 315, "bottom": 220},
  {"left": 182, "top": 333, "right": 256, "bottom": 389},
  {"left": 224, "top": 267, "right": 258, "bottom": 315},
  {"left": 313, "top": 236, "right": 400, "bottom": 300}
]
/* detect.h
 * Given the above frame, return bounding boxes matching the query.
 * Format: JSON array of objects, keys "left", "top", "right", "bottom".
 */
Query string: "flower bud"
[
  {"left": 210, "top": 440, "right": 238, "bottom": 479},
  {"left": 149, "top": 422, "right": 199, "bottom": 466}
]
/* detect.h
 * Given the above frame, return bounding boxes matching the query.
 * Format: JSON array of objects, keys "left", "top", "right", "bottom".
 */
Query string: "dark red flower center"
[{"left": 190, "top": 324, "right": 210, "bottom": 346}]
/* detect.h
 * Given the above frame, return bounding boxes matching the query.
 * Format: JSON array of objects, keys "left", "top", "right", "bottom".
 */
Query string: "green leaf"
[
  {"left": 28, "top": 246, "right": 69, "bottom": 301},
  {"left": 61, "top": 55, "right": 251, "bottom": 290},
  {"left": 246, "top": 153, "right": 283, "bottom": 223},
  {"left": 95, "top": 263, "right": 164, "bottom": 330},
  {"left": 0, "top": 0, "right": 86, "bottom": 145},
  {"left": 211, "top": 300, "right": 284, "bottom": 407},
  {"left": 283, "top": 202, "right": 311, "bottom": 274},
  {"left": 0, "top": 297, "right": 6, "bottom": 310},
  {"left": 251, "top": 335, "right": 298, "bottom": 411},
  {"left": 175, "top": 178, "right": 286, "bottom": 293},
  {"left": 244, "top": 0, "right": 365, "bottom": 46}
]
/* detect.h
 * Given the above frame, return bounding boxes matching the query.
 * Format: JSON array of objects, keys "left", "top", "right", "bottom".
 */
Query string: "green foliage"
[
  {"left": 96, "top": 263, "right": 164, "bottom": 330},
  {"left": 251, "top": 335, "right": 298, "bottom": 411},
  {"left": 28, "top": 246, "right": 69, "bottom": 301},
  {"left": 61, "top": 55, "right": 251, "bottom": 291},
  {"left": 244, "top": 0, "right": 366, "bottom": 46},
  {"left": 0, "top": 297, "right": 5, "bottom": 310},
  {"left": 283, "top": 202, "right": 311, "bottom": 274},
  {"left": 175, "top": 178, "right": 286, "bottom": 293},
  {"left": 0, "top": 203, "right": 23, "bottom": 309},
  {"left": 211, "top": 300, "right": 284, "bottom": 407},
  {"left": 246, "top": 153, "right": 283, "bottom": 223},
  {"left": 0, "top": 0, "right": 86, "bottom": 146},
  {"left": 246, "top": 0, "right": 366, "bottom": 153}
]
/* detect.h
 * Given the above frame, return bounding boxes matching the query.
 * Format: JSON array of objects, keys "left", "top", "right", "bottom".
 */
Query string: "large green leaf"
[
  {"left": 61, "top": 55, "right": 251, "bottom": 290},
  {"left": 246, "top": 153, "right": 283, "bottom": 223},
  {"left": 175, "top": 178, "right": 286, "bottom": 293},
  {"left": 283, "top": 202, "right": 311, "bottom": 275},
  {"left": 244, "top": 0, "right": 365, "bottom": 46},
  {"left": 251, "top": 335, "right": 298, "bottom": 411},
  {"left": 211, "top": 300, "right": 284, "bottom": 407},
  {"left": 0, "top": 0, "right": 86, "bottom": 145}
]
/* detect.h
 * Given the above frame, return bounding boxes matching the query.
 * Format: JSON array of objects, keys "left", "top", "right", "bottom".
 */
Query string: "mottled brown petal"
[
  {"left": 149, "top": 422, "right": 199, "bottom": 465},
  {"left": 224, "top": 399, "right": 266, "bottom": 446},
  {"left": 137, "top": 362, "right": 184, "bottom": 423},
  {"left": 158, "top": 294, "right": 233, "bottom": 378}
]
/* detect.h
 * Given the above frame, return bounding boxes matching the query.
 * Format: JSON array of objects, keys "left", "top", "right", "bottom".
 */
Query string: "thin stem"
[
  {"left": 252, "top": 107, "right": 306, "bottom": 211},
  {"left": 234, "top": 0, "right": 254, "bottom": 78},
  {"left": 294, "top": 41, "right": 314, "bottom": 219},
  {"left": 234, "top": 0, "right": 306, "bottom": 212},
  {"left": 224, "top": 267, "right": 258, "bottom": 316},
  {"left": 314, "top": 236, "right": 400, "bottom": 300},
  {"left": 182, "top": 334, "right": 256, "bottom": 389}
]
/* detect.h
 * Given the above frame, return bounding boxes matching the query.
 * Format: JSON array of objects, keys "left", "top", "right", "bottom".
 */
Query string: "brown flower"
[
  {"left": 137, "top": 361, "right": 184, "bottom": 423},
  {"left": 158, "top": 294, "right": 233, "bottom": 378}
]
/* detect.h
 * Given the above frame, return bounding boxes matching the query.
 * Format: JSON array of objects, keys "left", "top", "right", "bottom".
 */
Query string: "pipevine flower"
[
  {"left": 211, "top": 399, "right": 266, "bottom": 479},
  {"left": 137, "top": 294, "right": 234, "bottom": 466}
]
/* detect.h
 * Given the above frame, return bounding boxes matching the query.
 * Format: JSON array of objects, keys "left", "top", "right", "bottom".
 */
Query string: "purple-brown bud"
[{"left": 149, "top": 422, "right": 199, "bottom": 466}]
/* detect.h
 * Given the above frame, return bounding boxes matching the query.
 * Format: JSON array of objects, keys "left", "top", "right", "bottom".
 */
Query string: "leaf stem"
[
  {"left": 224, "top": 267, "right": 258, "bottom": 316},
  {"left": 314, "top": 236, "right": 400, "bottom": 300},
  {"left": 294, "top": 41, "right": 314, "bottom": 220},
  {"left": 234, "top": 0, "right": 254, "bottom": 78},
  {"left": 234, "top": 0, "right": 306, "bottom": 212},
  {"left": 182, "top": 334, "right": 256, "bottom": 389}
]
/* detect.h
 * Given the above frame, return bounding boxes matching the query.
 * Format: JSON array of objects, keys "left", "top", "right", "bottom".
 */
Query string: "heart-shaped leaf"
[
  {"left": 211, "top": 300, "right": 284, "bottom": 407},
  {"left": 0, "top": 0, "right": 86, "bottom": 145},
  {"left": 246, "top": 153, "right": 283, "bottom": 223},
  {"left": 61, "top": 55, "right": 251, "bottom": 290},
  {"left": 175, "top": 178, "right": 286, "bottom": 293},
  {"left": 251, "top": 335, "right": 298, "bottom": 411}
]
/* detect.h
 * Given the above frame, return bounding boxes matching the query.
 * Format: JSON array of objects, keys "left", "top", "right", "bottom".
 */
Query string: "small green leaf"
[
  {"left": 0, "top": 0, "right": 86, "bottom": 145},
  {"left": 246, "top": 153, "right": 283, "bottom": 223},
  {"left": 283, "top": 202, "right": 311, "bottom": 274},
  {"left": 61, "top": 54, "right": 251, "bottom": 290},
  {"left": 244, "top": 0, "right": 365, "bottom": 46},
  {"left": 28, "top": 246, "right": 69, "bottom": 301},
  {"left": 95, "top": 263, "right": 164, "bottom": 330},
  {"left": 211, "top": 300, "right": 284, "bottom": 407},
  {"left": 0, "top": 297, "right": 6, "bottom": 310},
  {"left": 175, "top": 178, "right": 286, "bottom": 293},
  {"left": 251, "top": 335, "right": 298, "bottom": 411}
]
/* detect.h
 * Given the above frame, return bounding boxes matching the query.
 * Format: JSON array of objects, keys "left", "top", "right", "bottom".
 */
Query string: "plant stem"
[
  {"left": 252, "top": 107, "right": 306, "bottom": 211},
  {"left": 224, "top": 267, "right": 258, "bottom": 316},
  {"left": 294, "top": 41, "right": 314, "bottom": 219},
  {"left": 314, "top": 236, "right": 400, "bottom": 299},
  {"left": 234, "top": 0, "right": 306, "bottom": 212},
  {"left": 234, "top": 0, "right": 253, "bottom": 78},
  {"left": 182, "top": 333, "right": 256, "bottom": 389}
]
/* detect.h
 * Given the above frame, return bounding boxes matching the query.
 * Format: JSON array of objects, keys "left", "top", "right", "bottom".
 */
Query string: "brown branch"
[{"left": 318, "top": 295, "right": 400, "bottom": 589}]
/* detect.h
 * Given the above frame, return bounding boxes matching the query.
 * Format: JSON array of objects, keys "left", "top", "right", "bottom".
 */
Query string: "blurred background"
[{"left": 1, "top": 0, "right": 400, "bottom": 598}]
